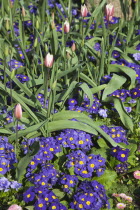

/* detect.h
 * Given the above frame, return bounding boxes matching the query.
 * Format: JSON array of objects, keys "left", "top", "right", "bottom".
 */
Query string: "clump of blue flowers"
[{"left": 70, "top": 180, "right": 110, "bottom": 210}]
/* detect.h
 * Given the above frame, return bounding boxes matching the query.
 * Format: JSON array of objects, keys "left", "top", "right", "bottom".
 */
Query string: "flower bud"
[
  {"left": 105, "top": 3, "right": 114, "bottom": 21},
  {"left": 22, "top": 7, "right": 26, "bottom": 17},
  {"left": 44, "top": 53, "right": 54, "bottom": 68},
  {"left": 8, "top": 204, "right": 22, "bottom": 210},
  {"left": 64, "top": 19, "right": 70, "bottom": 33},
  {"left": 36, "top": 19, "right": 39, "bottom": 29},
  {"left": 6, "top": 19, "right": 10, "bottom": 31},
  {"left": 81, "top": 4, "right": 88, "bottom": 17},
  {"left": 34, "top": 37, "right": 38, "bottom": 48},
  {"left": 14, "top": 104, "right": 22, "bottom": 120},
  {"left": 71, "top": 42, "right": 76, "bottom": 51}
]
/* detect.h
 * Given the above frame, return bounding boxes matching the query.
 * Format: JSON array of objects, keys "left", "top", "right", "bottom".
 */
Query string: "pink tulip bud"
[
  {"left": 116, "top": 203, "right": 126, "bottom": 209},
  {"left": 44, "top": 53, "right": 54, "bottom": 68},
  {"left": 133, "top": 170, "right": 140, "bottom": 179},
  {"left": 64, "top": 19, "right": 70, "bottom": 33},
  {"left": 105, "top": 3, "right": 114, "bottom": 21},
  {"left": 14, "top": 104, "right": 22, "bottom": 120},
  {"left": 7, "top": 204, "right": 22, "bottom": 210},
  {"left": 81, "top": 4, "right": 88, "bottom": 17},
  {"left": 71, "top": 42, "right": 76, "bottom": 51}
]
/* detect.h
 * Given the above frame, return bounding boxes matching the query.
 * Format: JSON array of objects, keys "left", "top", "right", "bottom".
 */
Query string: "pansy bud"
[
  {"left": 116, "top": 203, "right": 126, "bottom": 209},
  {"left": 44, "top": 53, "right": 54, "bottom": 68},
  {"left": 8, "top": 204, "right": 22, "bottom": 210},
  {"left": 133, "top": 170, "right": 140, "bottom": 179},
  {"left": 64, "top": 19, "right": 70, "bottom": 33},
  {"left": 105, "top": 3, "right": 114, "bottom": 21},
  {"left": 14, "top": 104, "right": 22, "bottom": 120},
  {"left": 71, "top": 42, "right": 76, "bottom": 51},
  {"left": 81, "top": 4, "right": 88, "bottom": 17}
]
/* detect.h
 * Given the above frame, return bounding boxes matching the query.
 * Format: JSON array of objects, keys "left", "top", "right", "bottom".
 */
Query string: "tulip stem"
[{"left": 15, "top": 120, "right": 18, "bottom": 154}]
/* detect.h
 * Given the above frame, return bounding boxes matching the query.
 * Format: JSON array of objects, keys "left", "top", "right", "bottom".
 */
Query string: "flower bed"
[{"left": 0, "top": 0, "right": 140, "bottom": 209}]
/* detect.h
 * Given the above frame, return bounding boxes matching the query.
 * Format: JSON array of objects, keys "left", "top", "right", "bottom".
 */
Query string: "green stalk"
[{"left": 15, "top": 120, "right": 18, "bottom": 154}]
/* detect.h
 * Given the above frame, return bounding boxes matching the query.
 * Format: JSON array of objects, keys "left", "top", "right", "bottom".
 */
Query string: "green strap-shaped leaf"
[
  {"left": 53, "top": 111, "right": 121, "bottom": 147},
  {"left": 91, "top": 84, "right": 107, "bottom": 94},
  {"left": 102, "top": 74, "right": 127, "bottom": 101},
  {"left": 48, "top": 119, "right": 97, "bottom": 135},
  {"left": 106, "top": 97, "right": 133, "bottom": 132},
  {"left": 108, "top": 64, "right": 136, "bottom": 88},
  {"left": 16, "top": 141, "right": 40, "bottom": 182},
  {"left": 9, "top": 120, "right": 47, "bottom": 141},
  {"left": 80, "top": 73, "right": 97, "bottom": 88},
  {"left": 0, "top": 83, "right": 46, "bottom": 136},
  {"left": 0, "top": 128, "right": 13, "bottom": 134},
  {"left": 79, "top": 83, "right": 93, "bottom": 107}
]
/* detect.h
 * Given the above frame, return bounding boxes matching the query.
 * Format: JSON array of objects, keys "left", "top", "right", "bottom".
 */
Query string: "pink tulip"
[
  {"left": 105, "top": 3, "right": 114, "bottom": 21},
  {"left": 134, "top": 170, "right": 140, "bottom": 179},
  {"left": 116, "top": 203, "right": 126, "bottom": 209},
  {"left": 7, "top": 204, "right": 22, "bottom": 210},
  {"left": 64, "top": 19, "right": 70, "bottom": 33},
  {"left": 81, "top": 4, "right": 88, "bottom": 17},
  {"left": 44, "top": 53, "right": 54, "bottom": 68},
  {"left": 14, "top": 104, "right": 22, "bottom": 120}
]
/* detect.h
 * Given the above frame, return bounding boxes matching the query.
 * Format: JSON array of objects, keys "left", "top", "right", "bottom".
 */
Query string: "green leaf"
[
  {"left": 48, "top": 119, "right": 97, "bottom": 135},
  {"left": 25, "top": 207, "right": 34, "bottom": 210},
  {"left": 68, "top": 166, "right": 75, "bottom": 175},
  {"left": 0, "top": 128, "right": 13, "bottom": 134},
  {"left": 97, "top": 138, "right": 109, "bottom": 148},
  {"left": 127, "top": 165, "right": 140, "bottom": 173},
  {"left": 52, "top": 111, "right": 121, "bottom": 147},
  {"left": 126, "top": 143, "right": 137, "bottom": 155},
  {"left": 79, "top": 83, "right": 93, "bottom": 107},
  {"left": 52, "top": 27, "right": 58, "bottom": 55},
  {"left": 80, "top": 73, "right": 97, "bottom": 87},
  {"left": 93, "top": 170, "right": 117, "bottom": 189},
  {"left": 9, "top": 120, "right": 47, "bottom": 141},
  {"left": 91, "top": 84, "right": 107, "bottom": 94},
  {"left": 105, "top": 97, "right": 133, "bottom": 131},
  {"left": 102, "top": 74, "right": 127, "bottom": 101},
  {"left": 52, "top": 189, "right": 65, "bottom": 199},
  {"left": 16, "top": 141, "right": 40, "bottom": 182},
  {"left": 108, "top": 64, "right": 136, "bottom": 89}
]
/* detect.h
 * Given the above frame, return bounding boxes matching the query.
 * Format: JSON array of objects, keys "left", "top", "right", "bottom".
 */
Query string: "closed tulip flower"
[
  {"left": 105, "top": 3, "right": 114, "bottom": 21},
  {"left": 44, "top": 53, "right": 54, "bottom": 68},
  {"left": 71, "top": 42, "right": 76, "bottom": 51},
  {"left": 14, "top": 104, "right": 22, "bottom": 120},
  {"left": 64, "top": 19, "right": 70, "bottom": 33},
  {"left": 8, "top": 204, "right": 22, "bottom": 210},
  {"left": 81, "top": 4, "right": 88, "bottom": 17}
]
